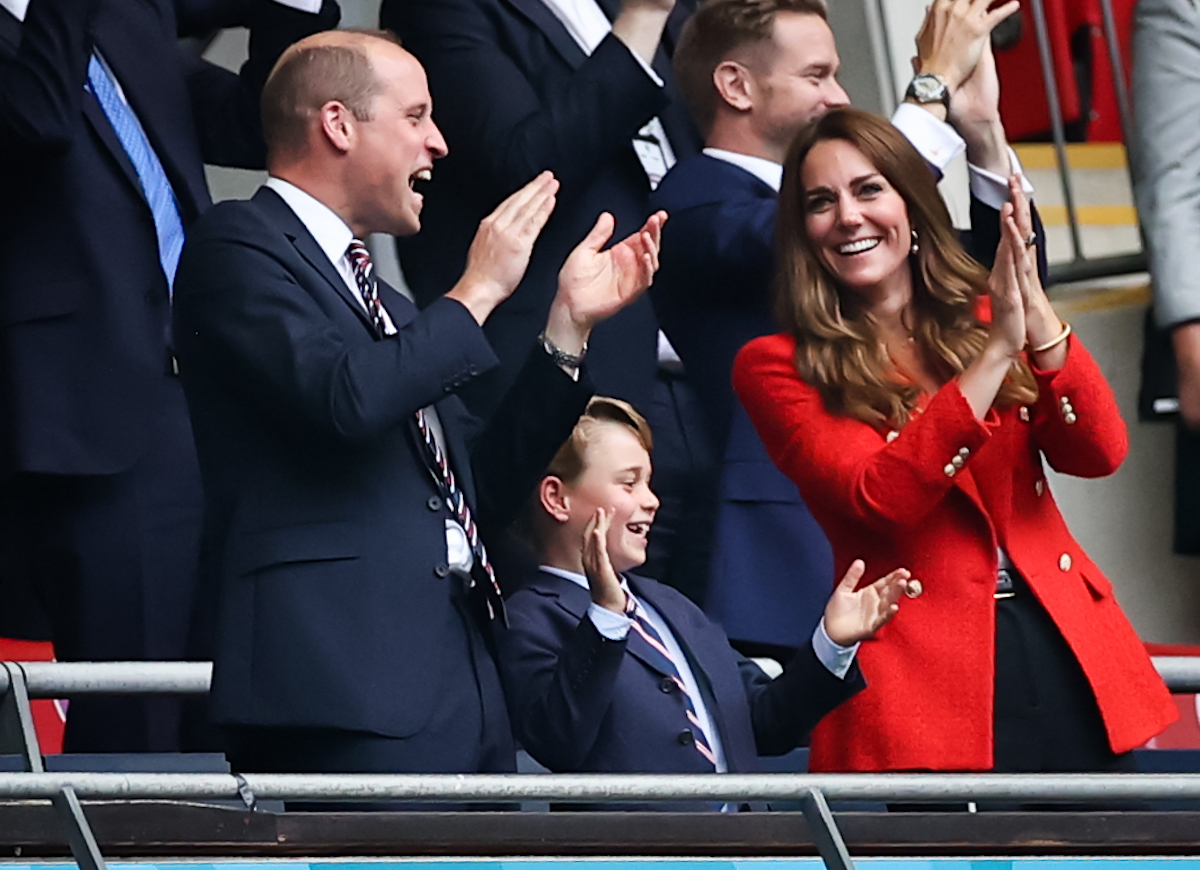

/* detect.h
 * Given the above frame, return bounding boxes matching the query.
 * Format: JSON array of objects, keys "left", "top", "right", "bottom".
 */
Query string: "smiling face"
[
  {"left": 800, "top": 137, "right": 913, "bottom": 303},
  {"left": 350, "top": 44, "right": 447, "bottom": 237},
  {"left": 748, "top": 13, "right": 848, "bottom": 161},
  {"left": 558, "top": 421, "right": 660, "bottom": 575}
]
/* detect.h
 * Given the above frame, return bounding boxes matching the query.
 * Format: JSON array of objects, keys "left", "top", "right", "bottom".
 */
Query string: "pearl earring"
[{"left": 910, "top": 230, "right": 920, "bottom": 255}]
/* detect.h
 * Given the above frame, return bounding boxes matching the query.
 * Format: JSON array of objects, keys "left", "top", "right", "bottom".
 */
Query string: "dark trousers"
[
  {"left": 992, "top": 573, "right": 1135, "bottom": 774},
  {"left": 223, "top": 594, "right": 515, "bottom": 809},
  {"left": 640, "top": 370, "right": 719, "bottom": 606},
  {"left": 892, "top": 574, "right": 1133, "bottom": 813},
  {"left": 0, "top": 381, "right": 203, "bottom": 753}
]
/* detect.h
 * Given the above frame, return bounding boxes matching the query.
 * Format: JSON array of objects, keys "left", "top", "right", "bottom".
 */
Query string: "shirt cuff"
[
  {"left": 891, "top": 102, "right": 966, "bottom": 173},
  {"left": 271, "top": 0, "right": 323, "bottom": 12},
  {"left": 812, "top": 618, "right": 859, "bottom": 680},
  {"left": 969, "top": 146, "right": 1036, "bottom": 210},
  {"left": 588, "top": 602, "right": 633, "bottom": 640}
]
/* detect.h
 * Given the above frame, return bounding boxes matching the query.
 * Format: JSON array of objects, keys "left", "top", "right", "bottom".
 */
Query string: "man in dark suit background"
[
  {"left": 0, "top": 0, "right": 337, "bottom": 751},
  {"left": 173, "top": 29, "right": 667, "bottom": 776},
  {"left": 651, "top": 0, "right": 1041, "bottom": 658}
]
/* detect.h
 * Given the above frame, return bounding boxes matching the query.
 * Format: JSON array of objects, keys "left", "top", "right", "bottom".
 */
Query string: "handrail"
[
  {"left": 3, "top": 657, "right": 1199, "bottom": 694},
  {"left": 0, "top": 772, "right": 1199, "bottom": 803}
]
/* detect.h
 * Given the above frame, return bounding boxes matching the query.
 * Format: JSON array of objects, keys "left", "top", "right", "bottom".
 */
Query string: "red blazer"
[{"left": 733, "top": 333, "right": 1176, "bottom": 772}]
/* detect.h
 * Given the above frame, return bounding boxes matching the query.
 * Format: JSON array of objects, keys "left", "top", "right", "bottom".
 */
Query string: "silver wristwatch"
[{"left": 905, "top": 73, "right": 951, "bottom": 108}]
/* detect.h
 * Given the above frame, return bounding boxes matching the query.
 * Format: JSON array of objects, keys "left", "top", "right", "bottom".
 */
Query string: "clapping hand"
[
  {"left": 449, "top": 171, "right": 559, "bottom": 324},
  {"left": 822, "top": 560, "right": 911, "bottom": 647},
  {"left": 543, "top": 210, "right": 667, "bottom": 357},
  {"left": 582, "top": 508, "right": 629, "bottom": 615},
  {"left": 988, "top": 180, "right": 1034, "bottom": 358},
  {"left": 915, "top": 0, "right": 1020, "bottom": 93}
]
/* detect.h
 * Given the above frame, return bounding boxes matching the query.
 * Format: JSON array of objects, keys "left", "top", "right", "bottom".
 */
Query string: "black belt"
[{"left": 995, "top": 567, "right": 1016, "bottom": 599}]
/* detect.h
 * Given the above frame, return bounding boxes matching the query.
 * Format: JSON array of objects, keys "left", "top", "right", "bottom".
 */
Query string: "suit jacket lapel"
[
  {"left": 502, "top": 0, "right": 589, "bottom": 70},
  {"left": 253, "top": 187, "right": 378, "bottom": 337}
]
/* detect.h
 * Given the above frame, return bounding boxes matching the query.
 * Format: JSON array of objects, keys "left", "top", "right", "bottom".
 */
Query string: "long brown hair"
[{"left": 774, "top": 107, "right": 1036, "bottom": 428}]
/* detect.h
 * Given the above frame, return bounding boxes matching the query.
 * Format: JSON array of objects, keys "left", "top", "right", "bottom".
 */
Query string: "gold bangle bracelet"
[{"left": 1030, "top": 322, "right": 1071, "bottom": 354}]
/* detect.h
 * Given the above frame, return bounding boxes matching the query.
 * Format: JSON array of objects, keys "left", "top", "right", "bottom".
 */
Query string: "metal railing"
[
  {"left": 1025, "top": 0, "right": 1145, "bottom": 285},
  {"left": 3, "top": 657, "right": 1200, "bottom": 870}
]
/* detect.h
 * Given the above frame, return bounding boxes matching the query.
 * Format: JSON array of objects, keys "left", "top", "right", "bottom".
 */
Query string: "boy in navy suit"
[{"left": 498, "top": 397, "right": 910, "bottom": 777}]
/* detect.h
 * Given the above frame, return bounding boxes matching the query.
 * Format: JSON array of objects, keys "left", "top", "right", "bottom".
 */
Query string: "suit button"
[
  {"left": 951, "top": 455, "right": 965, "bottom": 469},
  {"left": 1035, "top": 479, "right": 1045, "bottom": 496},
  {"left": 1059, "top": 553, "right": 1072, "bottom": 572},
  {"left": 1064, "top": 412, "right": 1078, "bottom": 425},
  {"left": 660, "top": 676, "right": 675, "bottom": 694},
  {"left": 468, "top": 365, "right": 479, "bottom": 376},
  {"left": 943, "top": 463, "right": 957, "bottom": 478},
  {"left": 677, "top": 729, "right": 694, "bottom": 746},
  {"left": 427, "top": 496, "right": 442, "bottom": 511},
  {"left": 434, "top": 562, "right": 450, "bottom": 578}
]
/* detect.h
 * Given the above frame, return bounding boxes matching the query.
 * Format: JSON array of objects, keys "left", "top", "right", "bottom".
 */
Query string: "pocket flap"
[
  {"left": 231, "top": 521, "right": 360, "bottom": 576},
  {"left": 0, "top": 279, "right": 82, "bottom": 325},
  {"left": 1081, "top": 569, "right": 1113, "bottom": 601}
]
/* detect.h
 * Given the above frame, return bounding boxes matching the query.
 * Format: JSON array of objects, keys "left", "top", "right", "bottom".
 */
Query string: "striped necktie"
[
  {"left": 628, "top": 596, "right": 717, "bottom": 768},
  {"left": 345, "top": 242, "right": 504, "bottom": 615},
  {"left": 346, "top": 239, "right": 387, "bottom": 336},
  {"left": 85, "top": 54, "right": 186, "bottom": 294}
]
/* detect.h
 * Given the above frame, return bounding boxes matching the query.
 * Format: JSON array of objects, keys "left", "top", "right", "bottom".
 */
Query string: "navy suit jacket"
[
  {"left": 380, "top": 0, "right": 700, "bottom": 415},
  {"left": 0, "top": 0, "right": 337, "bottom": 479},
  {"left": 497, "top": 568, "right": 864, "bottom": 773},
  {"left": 173, "top": 187, "right": 592, "bottom": 741},
  {"left": 649, "top": 152, "right": 1038, "bottom": 647}
]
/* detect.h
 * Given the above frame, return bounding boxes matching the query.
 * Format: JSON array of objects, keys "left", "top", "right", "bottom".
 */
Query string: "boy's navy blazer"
[{"left": 498, "top": 567, "right": 864, "bottom": 773}]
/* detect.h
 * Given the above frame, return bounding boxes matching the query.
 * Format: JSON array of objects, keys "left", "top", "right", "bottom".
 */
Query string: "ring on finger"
[{"left": 1024, "top": 233, "right": 1037, "bottom": 248}]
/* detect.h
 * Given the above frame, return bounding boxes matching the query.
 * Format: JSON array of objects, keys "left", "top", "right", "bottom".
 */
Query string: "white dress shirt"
[{"left": 266, "top": 177, "right": 474, "bottom": 573}]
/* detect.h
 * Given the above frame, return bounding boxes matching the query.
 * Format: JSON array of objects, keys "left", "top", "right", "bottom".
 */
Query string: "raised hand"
[
  {"left": 447, "top": 171, "right": 559, "bottom": 324},
  {"left": 582, "top": 508, "right": 628, "bottom": 615},
  {"left": 915, "top": 0, "right": 1020, "bottom": 92},
  {"left": 987, "top": 198, "right": 1030, "bottom": 358},
  {"left": 1008, "top": 176, "right": 1069, "bottom": 366},
  {"left": 822, "top": 560, "right": 911, "bottom": 647},
  {"left": 543, "top": 210, "right": 667, "bottom": 356}
]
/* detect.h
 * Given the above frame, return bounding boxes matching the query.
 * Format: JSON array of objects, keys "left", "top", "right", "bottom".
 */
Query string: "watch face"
[{"left": 911, "top": 74, "right": 947, "bottom": 103}]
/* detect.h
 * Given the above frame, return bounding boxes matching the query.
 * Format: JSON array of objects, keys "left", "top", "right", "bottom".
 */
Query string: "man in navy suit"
[
  {"left": 499, "top": 397, "right": 908, "bottom": 782},
  {"left": 173, "top": 30, "right": 667, "bottom": 776},
  {"left": 651, "top": 0, "right": 1041, "bottom": 658},
  {"left": 0, "top": 0, "right": 337, "bottom": 751}
]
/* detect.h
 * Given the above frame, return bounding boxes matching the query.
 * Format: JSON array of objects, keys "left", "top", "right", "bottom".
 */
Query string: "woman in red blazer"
[{"left": 733, "top": 107, "right": 1175, "bottom": 773}]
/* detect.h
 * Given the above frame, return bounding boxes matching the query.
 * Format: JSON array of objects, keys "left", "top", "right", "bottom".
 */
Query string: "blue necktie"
[{"left": 86, "top": 54, "right": 186, "bottom": 295}]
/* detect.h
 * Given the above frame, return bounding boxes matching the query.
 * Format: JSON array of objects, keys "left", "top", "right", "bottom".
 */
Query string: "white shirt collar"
[
  {"left": 265, "top": 177, "right": 354, "bottom": 269},
  {"left": 0, "top": 0, "right": 29, "bottom": 21},
  {"left": 541, "top": 564, "right": 593, "bottom": 590},
  {"left": 702, "top": 147, "right": 783, "bottom": 192}
]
